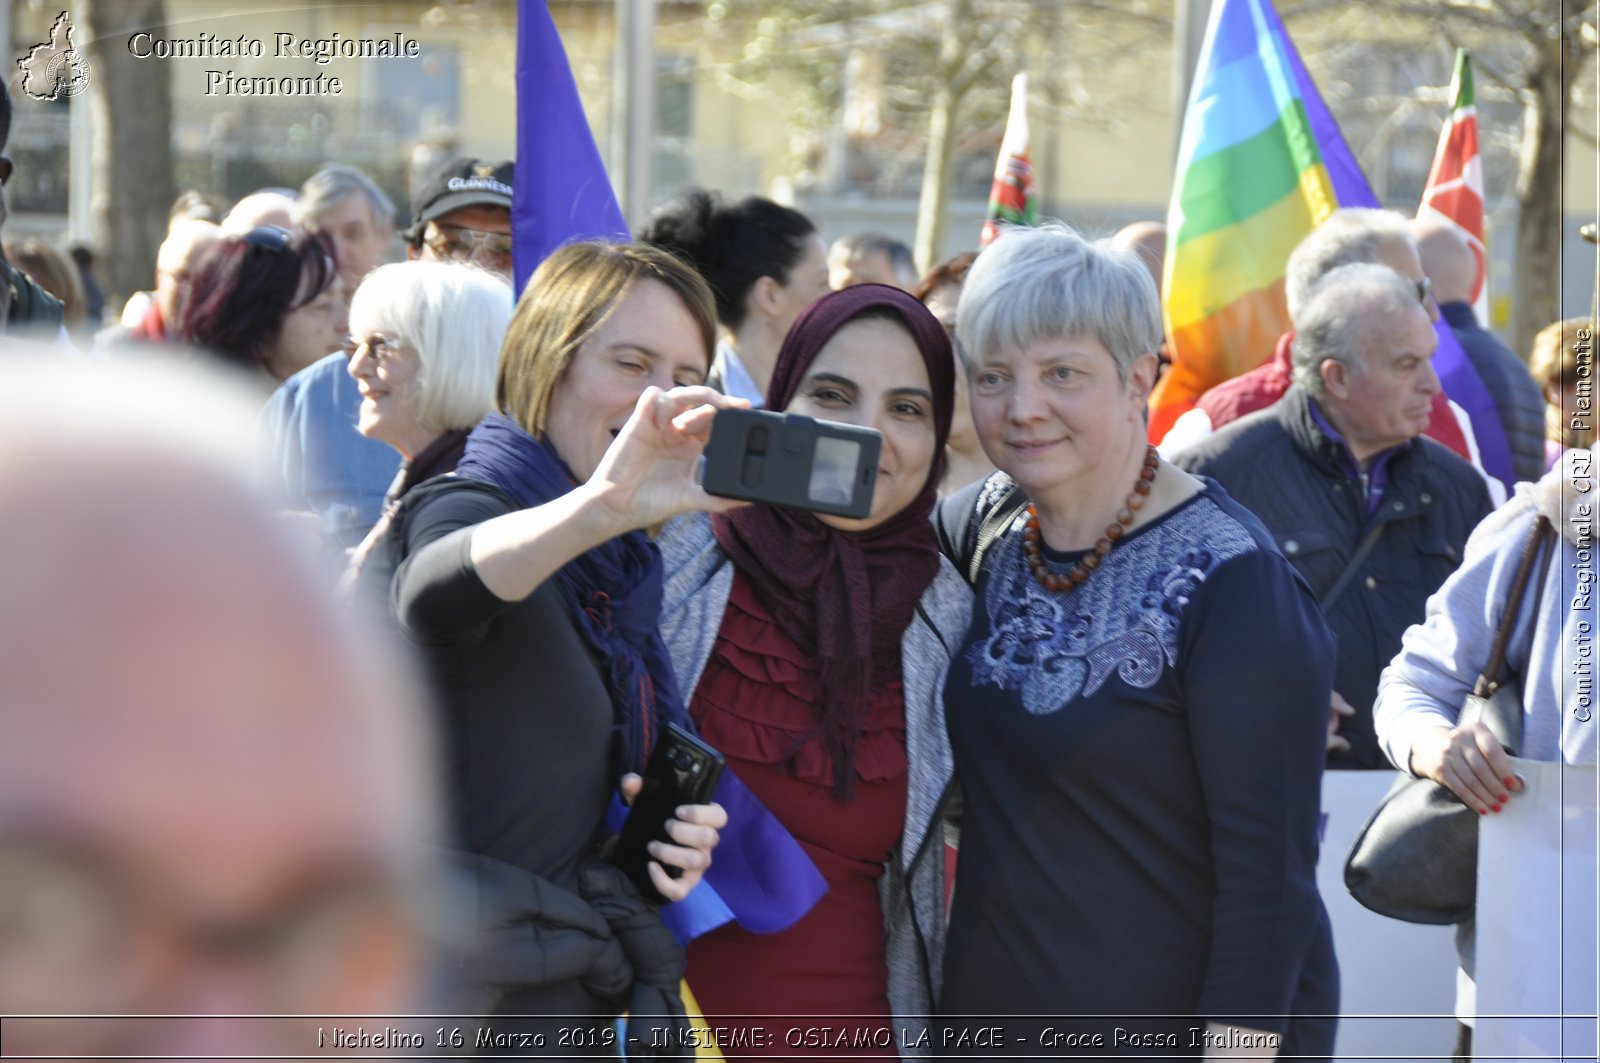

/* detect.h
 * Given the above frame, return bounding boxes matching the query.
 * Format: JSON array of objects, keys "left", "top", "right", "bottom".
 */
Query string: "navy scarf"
[{"left": 455, "top": 412, "right": 687, "bottom": 774}]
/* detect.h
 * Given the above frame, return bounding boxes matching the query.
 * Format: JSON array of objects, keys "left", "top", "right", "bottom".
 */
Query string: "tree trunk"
[
  {"left": 914, "top": 80, "right": 960, "bottom": 275},
  {"left": 1509, "top": 30, "right": 1578, "bottom": 358},
  {"left": 913, "top": 0, "right": 974, "bottom": 275},
  {"left": 80, "top": 0, "right": 173, "bottom": 304}
]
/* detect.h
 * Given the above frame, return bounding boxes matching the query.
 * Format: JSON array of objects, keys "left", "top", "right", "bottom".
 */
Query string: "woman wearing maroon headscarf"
[{"left": 657, "top": 285, "right": 970, "bottom": 1057}]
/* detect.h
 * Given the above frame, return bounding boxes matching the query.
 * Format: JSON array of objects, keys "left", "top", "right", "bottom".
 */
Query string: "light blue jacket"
[
  {"left": 258, "top": 351, "right": 401, "bottom": 549},
  {"left": 1376, "top": 447, "right": 1598, "bottom": 1018},
  {"left": 1377, "top": 447, "right": 1597, "bottom": 771}
]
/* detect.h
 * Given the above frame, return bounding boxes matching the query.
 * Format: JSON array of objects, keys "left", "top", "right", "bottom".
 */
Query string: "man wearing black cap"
[
  {"left": 405, "top": 156, "right": 514, "bottom": 277},
  {"left": 259, "top": 157, "right": 515, "bottom": 553}
]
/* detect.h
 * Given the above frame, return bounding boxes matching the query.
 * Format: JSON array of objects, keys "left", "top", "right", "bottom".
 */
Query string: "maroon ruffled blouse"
[{"left": 685, "top": 571, "right": 908, "bottom": 1058}]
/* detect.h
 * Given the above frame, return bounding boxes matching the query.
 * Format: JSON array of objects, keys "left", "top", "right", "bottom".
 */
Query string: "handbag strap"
[
  {"left": 1473, "top": 514, "right": 1556, "bottom": 697},
  {"left": 1320, "top": 522, "right": 1386, "bottom": 613}
]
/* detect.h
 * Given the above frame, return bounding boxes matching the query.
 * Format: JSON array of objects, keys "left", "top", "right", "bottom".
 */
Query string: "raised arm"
[{"left": 468, "top": 386, "right": 744, "bottom": 602}]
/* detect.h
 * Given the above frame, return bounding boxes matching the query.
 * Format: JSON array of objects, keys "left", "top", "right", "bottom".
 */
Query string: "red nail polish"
[
  {"left": 1478, "top": 808, "right": 1488, "bottom": 815},
  {"left": 1491, "top": 804, "right": 1502, "bottom": 813},
  {"left": 1504, "top": 776, "right": 1516, "bottom": 787},
  {"left": 1499, "top": 793, "right": 1510, "bottom": 803}
]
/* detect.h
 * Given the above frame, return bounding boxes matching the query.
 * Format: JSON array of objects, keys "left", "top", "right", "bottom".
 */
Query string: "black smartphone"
[
  {"left": 701, "top": 407, "right": 882, "bottom": 520},
  {"left": 613, "top": 722, "right": 725, "bottom": 903}
]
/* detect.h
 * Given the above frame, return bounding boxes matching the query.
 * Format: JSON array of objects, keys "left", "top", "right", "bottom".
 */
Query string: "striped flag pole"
[
  {"left": 1418, "top": 50, "right": 1489, "bottom": 324},
  {"left": 980, "top": 73, "right": 1037, "bottom": 247}
]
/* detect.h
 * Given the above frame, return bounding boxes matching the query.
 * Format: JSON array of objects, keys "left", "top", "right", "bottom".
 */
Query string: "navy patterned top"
[{"left": 939, "top": 479, "right": 1339, "bottom": 1058}]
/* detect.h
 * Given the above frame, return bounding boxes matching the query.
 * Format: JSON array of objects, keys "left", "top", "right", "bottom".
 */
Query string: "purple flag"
[{"left": 512, "top": 0, "right": 630, "bottom": 294}]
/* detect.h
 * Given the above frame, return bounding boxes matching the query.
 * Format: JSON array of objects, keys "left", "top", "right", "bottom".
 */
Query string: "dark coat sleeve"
[{"left": 1178, "top": 548, "right": 1336, "bottom": 1029}]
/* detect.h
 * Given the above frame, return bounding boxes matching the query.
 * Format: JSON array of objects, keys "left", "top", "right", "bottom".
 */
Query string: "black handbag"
[{"left": 1343, "top": 514, "right": 1555, "bottom": 925}]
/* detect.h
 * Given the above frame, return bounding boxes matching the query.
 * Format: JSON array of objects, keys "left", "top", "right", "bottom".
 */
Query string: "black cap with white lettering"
[{"left": 406, "top": 156, "right": 514, "bottom": 244}]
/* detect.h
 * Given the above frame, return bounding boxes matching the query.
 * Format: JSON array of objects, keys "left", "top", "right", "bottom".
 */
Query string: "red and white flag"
[
  {"left": 980, "top": 74, "right": 1037, "bottom": 247},
  {"left": 1418, "top": 49, "right": 1488, "bottom": 322}
]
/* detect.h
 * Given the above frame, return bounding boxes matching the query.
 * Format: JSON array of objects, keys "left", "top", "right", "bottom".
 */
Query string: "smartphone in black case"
[
  {"left": 613, "top": 722, "right": 725, "bottom": 903},
  {"left": 700, "top": 407, "right": 882, "bottom": 520}
]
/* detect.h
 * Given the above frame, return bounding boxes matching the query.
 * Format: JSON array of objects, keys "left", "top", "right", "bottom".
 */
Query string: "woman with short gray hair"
[{"left": 936, "top": 223, "right": 1340, "bottom": 1057}]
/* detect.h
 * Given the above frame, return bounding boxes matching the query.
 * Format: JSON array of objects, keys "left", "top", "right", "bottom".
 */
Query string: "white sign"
[{"left": 1475, "top": 759, "right": 1598, "bottom": 1063}]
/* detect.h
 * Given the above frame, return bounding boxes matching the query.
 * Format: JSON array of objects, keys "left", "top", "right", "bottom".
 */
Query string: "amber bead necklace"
[{"left": 1022, "top": 444, "right": 1159, "bottom": 593}]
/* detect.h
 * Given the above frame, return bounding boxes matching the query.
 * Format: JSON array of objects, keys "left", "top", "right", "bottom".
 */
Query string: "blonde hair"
[
  {"left": 1529, "top": 317, "right": 1597, "bottom": 448},
  {"left": 497, "top": 241, "right": 716, "bottom": 436}
]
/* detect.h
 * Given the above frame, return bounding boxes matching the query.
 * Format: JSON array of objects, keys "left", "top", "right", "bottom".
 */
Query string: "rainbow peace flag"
[{"left": 1150, "top": 0, "right": 1370, "bottom": 440}]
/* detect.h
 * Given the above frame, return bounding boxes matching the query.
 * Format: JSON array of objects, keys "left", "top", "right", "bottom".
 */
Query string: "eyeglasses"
[
  {"left": 1415, "top": 276, "right": 1432, "bottom": 306},
  {"left": 344, "top": 332, "right": 403, "bottom": 362},
  {"left": 243, "top": 225, "right": 292, "bottom": 254},
  {"left": 422, "top": 223, "right": 514, "bottom": 263}
]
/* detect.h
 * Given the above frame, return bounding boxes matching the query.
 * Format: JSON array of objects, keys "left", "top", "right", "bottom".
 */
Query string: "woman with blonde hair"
[
  {"left": 381, "top": 240, "right": 734, "bottom": 1051},
  {"left": 1527, "top": 316, "right": 1596, "bottom": 467}
]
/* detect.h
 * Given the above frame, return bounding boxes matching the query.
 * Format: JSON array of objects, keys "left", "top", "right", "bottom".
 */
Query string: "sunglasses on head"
[
  {"left": 243, "top": 225, "right": 293, "bottom": 254},
  {"left": 1415, "top": 276, "right": 1432, "bottom": 306}
]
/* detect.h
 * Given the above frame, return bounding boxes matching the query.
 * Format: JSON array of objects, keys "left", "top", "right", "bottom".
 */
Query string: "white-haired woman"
[
  {"left": 935, "top": 224, "right": 1339, "bottom": 1058},
  {"left": 343, "top": 259, "right": 512, "bottom": 587}
]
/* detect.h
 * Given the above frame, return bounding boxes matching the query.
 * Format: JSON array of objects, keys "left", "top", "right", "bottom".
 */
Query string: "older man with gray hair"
[
  {"left": 295, "top": 163, "right": 397, "bottom": 291},
  {"left": 828, "top": 230, "right": 917, "bottom": 290},
  {"left": 1175, "top": 263, "right": 1491, "bottom": 769},
  {"left": 1159, "top": 208, "right": 1481, "bottom": 466}
]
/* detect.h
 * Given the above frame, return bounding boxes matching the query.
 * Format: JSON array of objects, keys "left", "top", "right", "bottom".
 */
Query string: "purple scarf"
[{"left": 456, "top": 412, "right": 687, "bottom": 774}]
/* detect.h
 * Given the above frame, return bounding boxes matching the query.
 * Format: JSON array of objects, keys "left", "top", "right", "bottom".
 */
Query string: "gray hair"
[
  {"left": 955, "top": 221, "right": 1162, "bottom": 382},
  {"left": 348, "top": 260, "right": 512, "bottom": 433},
  {"left": 1291, "top": 262, "right": 1423, "bottom": 399},
  {"left": 1285, "top": 208, "right": 1415, "bottom": 320},
  {"left": 832, "top": 231, "right": 916, "bottom": 285},
  {"left": 294, "top": 164, "right": 396, "bottom": 234}
]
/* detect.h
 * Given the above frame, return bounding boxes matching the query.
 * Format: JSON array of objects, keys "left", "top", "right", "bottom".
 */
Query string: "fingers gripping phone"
[
  {"left": 613, "top": 723, "right": 725, "bottom": 903},
  {"left": 700, "top": 408, "right": 882, "bottom": 520}
]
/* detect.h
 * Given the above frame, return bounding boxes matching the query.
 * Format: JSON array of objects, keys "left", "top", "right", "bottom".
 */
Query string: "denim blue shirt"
[{"left": 258, "top": 351, "right": 402, "bottom": 549}]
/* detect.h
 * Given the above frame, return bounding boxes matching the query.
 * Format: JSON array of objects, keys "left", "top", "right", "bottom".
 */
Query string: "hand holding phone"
[{"left": 613, "top": 723, "right": 725, "bottom": 903}]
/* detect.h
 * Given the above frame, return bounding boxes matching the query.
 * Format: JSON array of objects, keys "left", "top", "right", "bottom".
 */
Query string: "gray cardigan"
[{"left": 656, "top": 511, "right": 971, "bottom": 1055}]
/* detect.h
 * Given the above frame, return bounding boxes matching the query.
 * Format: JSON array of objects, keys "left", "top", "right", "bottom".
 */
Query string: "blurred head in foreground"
[{"left": 0, "top": 351, "right": 439, "bottom": 1055}]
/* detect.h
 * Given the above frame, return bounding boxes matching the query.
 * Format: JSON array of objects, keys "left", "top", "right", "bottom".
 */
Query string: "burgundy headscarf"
[{"left": 711, "top": 284, "right": 955, "bottom": 796}]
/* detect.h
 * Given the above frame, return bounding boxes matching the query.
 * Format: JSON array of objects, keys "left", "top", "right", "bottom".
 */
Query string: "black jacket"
[
  {"left": 1173, "top": 386, "right": 1492, "bottom": 769},
  {"left": 444, "top": 849, "right": 692, "bottom": 1058},
  {"left": 1440, "top": 301, "right": 1548, "bottom": 486},
  {"left": 3, "top": 261, "right": 64, "bottom": 336}
]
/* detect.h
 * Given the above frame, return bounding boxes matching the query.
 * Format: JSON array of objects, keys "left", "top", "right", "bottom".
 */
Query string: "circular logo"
[{"left": 45, "top": 50, "right": 91, "bottom": 99}]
